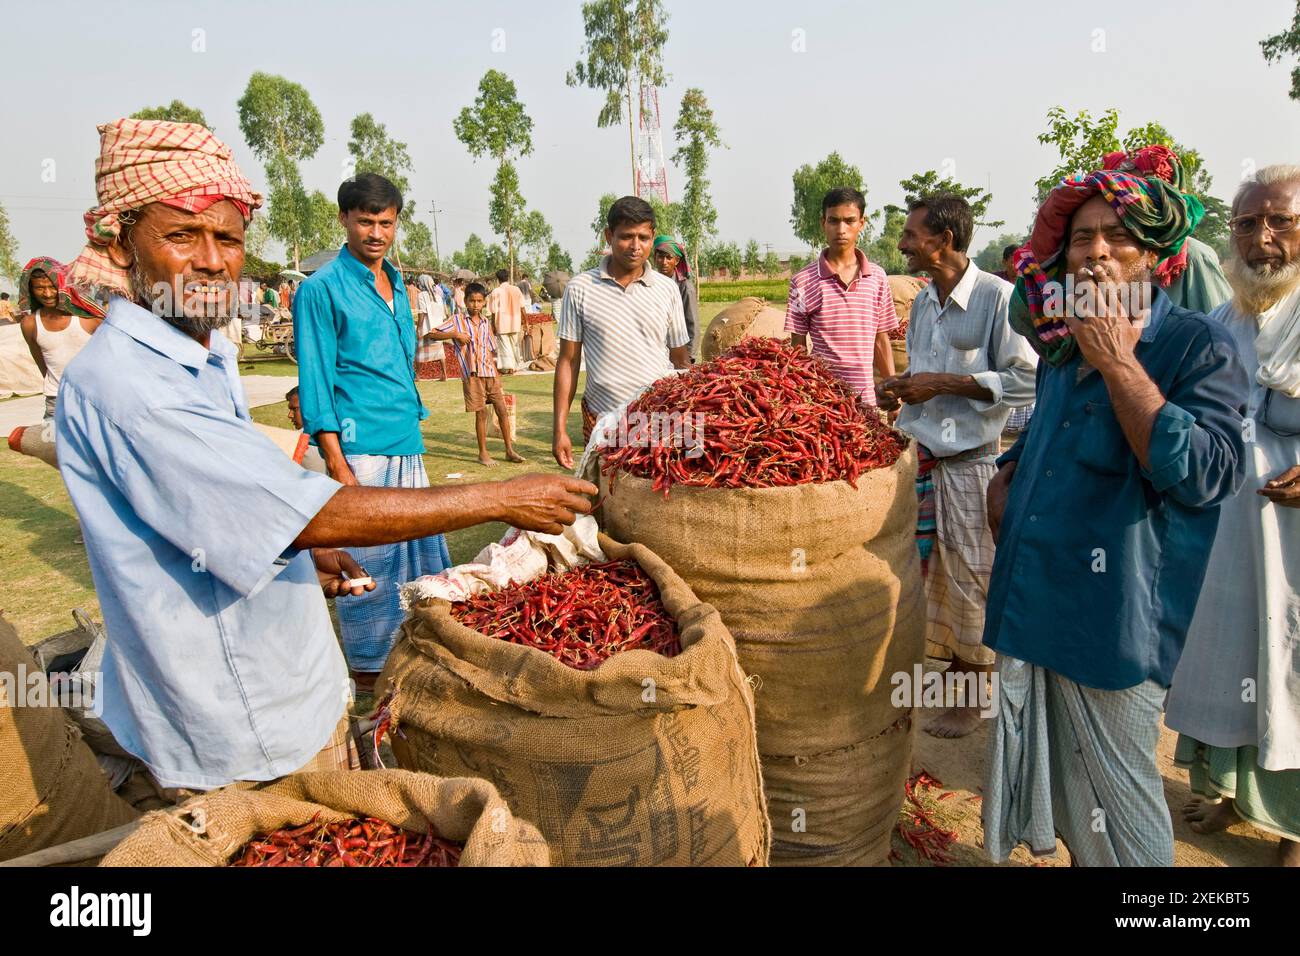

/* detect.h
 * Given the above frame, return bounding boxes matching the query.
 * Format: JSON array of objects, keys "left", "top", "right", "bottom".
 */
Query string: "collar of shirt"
[
  {"left": 105, "top": 296, "right": 238, "bottom": 370},
  {"left": 598, "top": 257, "right": 652, "bottom": 287},
  {"left": 919, "top": 259, "right": 980, "bottom": 313},
  {"left": 816, "top": 248, "right": 871, "bottom": 288},
  {"left": 335, "top": 243, "right": 406, "bottom": 303},
  {"left": 1138, "top": 289, "right": 1170, "bottom": 343}
]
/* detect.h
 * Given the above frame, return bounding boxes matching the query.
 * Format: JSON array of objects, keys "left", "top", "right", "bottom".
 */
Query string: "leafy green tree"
[
  {"left": 900, "top": 171, "right": 1003, "bottom": 229},
  {"left": 545, "top": 243, "right": 574, "bottom": 273},
  {"left": 301, "top": 190, "right": 344, "bottom": 258},
  {"left": 567, "top": 0, "right": 670, "bottom": 192},
  {"left": 973, "top": 233, "right": 1026, "bottom": 274},
  {"left": 1262, "top": 2, "right": 1300, "bottom": 100},
  {"left": 701, "top": 240, "right": 740, "bottom": 278},
  {"left": 742, "top": 240, "right": 762, "bottom": 276},
  {"left": 790, "top": 152, "right": 865, "bottom": 252},
  {"left": 671, "top": 88, "right": 723, "bottom": 280},
  {"left": 454, "top": 234, "right": 489, "bottom": 274},
  {"left": 131, "top": 100, "right": 209, "bottom": 128},
  {"left": 237, "top": 73, "right": 325, "bottom": 269},
  {"left": 786, "top": 252, "right": 809, "bottom": 274},
  {"left": 864, "top": 205, "right": 909, "bottom": 275},
  {"left": 244, "top": 215, "right": 270, "bottom": 260},
  {"left": 454, "top": 70, "right": 535, "bottom": 279},
  {"left": 0, "top": 201, "right": 20, "bottom": 286},
  {"left": 347, "top": 112, "right": 417, "bottom": 257},
  {"left": 590, "top": 192, "right": 619, "bottom": 243},
  {"left": 401, "top": 220, "right": 439, "bottom": 271},
  {"left": 761, "top": 251, "right": 782, "bottom": 278},
  {"left": 647, "top": 197, "right": 682, "bottom": 237},
  {"left": 581, "top": 248, "right": 605, "bottom": 271},
  {"left": 519, "top": 210, "right": 554, "bottom": 275}
]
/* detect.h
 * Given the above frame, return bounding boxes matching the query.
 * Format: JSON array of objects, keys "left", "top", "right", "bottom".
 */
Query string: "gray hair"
[{"left": 1233, "top": 164, "right": 1300, "bottom": 212}]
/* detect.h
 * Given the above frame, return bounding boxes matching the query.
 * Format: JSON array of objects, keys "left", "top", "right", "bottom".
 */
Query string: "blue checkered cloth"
[{"left": 335, "top": 453, "right": 452, "bottom": 672}]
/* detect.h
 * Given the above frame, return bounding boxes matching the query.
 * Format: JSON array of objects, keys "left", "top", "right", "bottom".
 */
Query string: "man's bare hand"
[
  {"left": 1259, "top": 464, "right": 1300, "bottom": 508},
  {"left": 890, "top": 372, "right": 948, "bottom": 405},
  {"left": 1064, "top": 277, "right": 1142, "bottom": 372},
  {"left": 498, "top": 473, "right": 597, "bottom": 534},
  {"left": 327, "top": 458, "right": 359, "bottom": 486},
  {"left": 312, "top": 548, "right": 377, "bottom": 598},
  {"left": 876, "top": 375, "right": 903, "bottom": 411},
  {"left": 987, "top": 461, "right": 1016, "bottom": 543},
  {"left": 553, "top": 432, "right": 575, "bottom": 470}
]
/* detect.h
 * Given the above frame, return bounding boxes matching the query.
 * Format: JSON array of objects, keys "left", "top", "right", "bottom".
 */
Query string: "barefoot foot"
[
  {"left": 478, "top": 454, "right": 496, "bottom": 466},
  {"left": 505, "top": 451, "right": 526, "bottom": 463},
  {"left": 1182, "top": 797, "right": 1240, "bottom": 834},
  {"left": 924, "top": 705, "right": 984, "bottom": 739}
]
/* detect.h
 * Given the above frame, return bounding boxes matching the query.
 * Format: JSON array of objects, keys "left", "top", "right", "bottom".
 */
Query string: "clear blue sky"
[{"left": 4, "top": 0, "right": 1299, "bottom": 267}]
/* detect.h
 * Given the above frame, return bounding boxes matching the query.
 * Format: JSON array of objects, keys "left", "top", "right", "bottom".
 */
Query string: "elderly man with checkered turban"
[{"left": 54, "top": 119, "right": 595, "bottom": 793}]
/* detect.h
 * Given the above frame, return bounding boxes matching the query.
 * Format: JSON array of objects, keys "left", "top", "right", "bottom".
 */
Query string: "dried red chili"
[
  {"left": 600, "top": 338, "right": 906, "bottom": 496},
  {"left": 894, "top": 769, "right": 959, "bottom": 865},
  {"left": 230, "top": 814, "right": 462, "bottom": 867},
  {"left": 450, "top": 559, "right": 680, "bottom": 670}
]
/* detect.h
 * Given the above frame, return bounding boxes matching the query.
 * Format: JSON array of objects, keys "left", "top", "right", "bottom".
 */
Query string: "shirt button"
[
  {"left": 1045, "top": 469, "right": 1053, "bottom": 477},
  {"left": 931, "top": 350, "right": 938, "bottom": 357},
  {"left": 1029, "top": 515, "right": 1038, "bottom": 522},
  {"left": 1062, "top": 421, "right": 1071, "bottom": 429}
]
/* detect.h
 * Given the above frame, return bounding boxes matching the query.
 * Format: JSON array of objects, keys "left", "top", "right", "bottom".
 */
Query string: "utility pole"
[{"left": 429, "top": 201, "right": 442, "bottom": 262}]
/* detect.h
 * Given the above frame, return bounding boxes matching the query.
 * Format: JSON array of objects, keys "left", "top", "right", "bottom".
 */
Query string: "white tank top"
[{"left": 34, "top": 312, "right": 93, "bottom": 398}]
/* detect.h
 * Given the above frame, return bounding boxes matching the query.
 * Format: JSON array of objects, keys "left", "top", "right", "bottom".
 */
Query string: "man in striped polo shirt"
[
  {"left": 785, "top": 187, "right": 898, "bottom": 402},
  {"left": 553, "top": 196, "right": 691, "bottom": 469}
]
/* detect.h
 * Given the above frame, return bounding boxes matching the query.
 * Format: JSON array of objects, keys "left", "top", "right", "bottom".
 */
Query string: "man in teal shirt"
[
  {"left": 293, "top": 173, "right": 451, "bottom": 687},
  {"left": 981, "top": 158, "right": 1248, "bottom": 867}
]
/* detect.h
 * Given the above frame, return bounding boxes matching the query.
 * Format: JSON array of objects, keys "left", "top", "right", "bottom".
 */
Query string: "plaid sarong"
[
  {"left": 985, "top": 657, "right": 1172, "bottom": 866},
  {"left": 293, "top": 715, "right": 361, "bottom": 775},
  {"left": 915, "top": 446, "right": 939, "bottom": 572},
  {"left": 335, "top": 454, "right": 452, "bottom": 673},
  {"left": 69, "top": 119, "right": 261, "bottom": 295},
  {"left": 581, "top": 396, "right": 599, "bottom": 444},
  {"left": 1175, "top": 737, "right": 1300, "bottom": 843}
]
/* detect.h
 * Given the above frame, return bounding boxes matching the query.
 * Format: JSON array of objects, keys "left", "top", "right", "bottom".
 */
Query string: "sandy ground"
[{"left": 893, "top": 681, "right": 1280, "bottom": 867}]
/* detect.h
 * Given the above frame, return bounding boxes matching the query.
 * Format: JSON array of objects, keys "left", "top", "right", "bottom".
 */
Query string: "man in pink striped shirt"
[{"left": 785, "top": 187, "right": 897, "bottom": 402}]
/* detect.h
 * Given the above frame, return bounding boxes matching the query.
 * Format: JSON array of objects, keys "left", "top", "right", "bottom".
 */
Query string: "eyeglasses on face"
[{"left": 1228, "top": 212, "right": 1300, "bottom": 238}]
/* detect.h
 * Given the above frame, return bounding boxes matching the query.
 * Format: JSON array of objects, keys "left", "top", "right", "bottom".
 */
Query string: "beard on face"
[
  {"left": 1224, "top": 253, "right": 1300, "bottom": 317},
  {"left": 129, "top": 259, "right": 235, "bottom": 338}
]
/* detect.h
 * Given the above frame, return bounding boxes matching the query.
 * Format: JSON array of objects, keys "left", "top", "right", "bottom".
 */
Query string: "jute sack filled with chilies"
[
  {"left": 600, "top": 446, "right": 925, "bottom": 866},
  {"left": 379, "top": 534, "right": 770, "bottom": 867},
  {"left": 101, "top": 770, "right": 547, "bottom": 866},
  {"left": 0, "top": 613, "right": 138, "bottom": 862}
]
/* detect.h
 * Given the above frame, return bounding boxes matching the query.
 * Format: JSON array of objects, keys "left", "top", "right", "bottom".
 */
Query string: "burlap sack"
[
  {"left": 887, "top": 275, "right": 926, "bottom": 375},
  {"left": 701, "top": 297, "right": 791, "bottom": 361},
  {"left": 600, "top": 447, "right": 925, "bottom": 866},
  {"left": 0, "top": 614, "right": 138, "bottom": 863},
  {"left": 487, "top": 392, "right": 518, "bottom": 443},
  {"left": 101, "top": 770, "right": 547, "bottom": 866},
  {"left": 380, "top": 535, "right": 770, "bottom": 867}
]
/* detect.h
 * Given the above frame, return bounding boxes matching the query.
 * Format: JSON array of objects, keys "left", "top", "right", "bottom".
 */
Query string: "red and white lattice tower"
[{"left": 635, "top": 83, "right": 669, "bottom": 205}]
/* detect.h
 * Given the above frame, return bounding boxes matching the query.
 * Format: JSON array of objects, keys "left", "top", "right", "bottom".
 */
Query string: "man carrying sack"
[{"left": 57, "top": 118, "right": 596, "bottom": 793}]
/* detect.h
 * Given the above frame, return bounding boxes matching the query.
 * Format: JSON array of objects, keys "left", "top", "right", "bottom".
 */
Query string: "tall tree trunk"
[{"left": 627, "top": 77, "right": 637, "bottom": 195}]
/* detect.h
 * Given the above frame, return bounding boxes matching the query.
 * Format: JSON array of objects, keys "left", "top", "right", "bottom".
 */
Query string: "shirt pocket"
[
  {"left": 1263, "top": 389, "right": 1300, "bottom": 436},
  {"left": 1077, "top": 401, "right": 1131, "bottom": 475}
]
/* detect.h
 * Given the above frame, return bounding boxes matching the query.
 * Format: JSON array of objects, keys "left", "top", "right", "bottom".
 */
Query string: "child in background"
[{"left": 429, "top": 282, "right": 525, "bottom": 466}]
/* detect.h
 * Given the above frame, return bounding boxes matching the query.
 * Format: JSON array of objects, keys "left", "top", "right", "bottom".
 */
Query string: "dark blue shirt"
[
  {"left": 293, "top": 245, "right": 426, "bottom": 456},
  {"left": 983, "top": 292, "right": 1248, "bottom": 690}
]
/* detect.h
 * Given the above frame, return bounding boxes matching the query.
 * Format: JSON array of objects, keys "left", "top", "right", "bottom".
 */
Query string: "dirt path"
[{"left": 894, "top": 708, "right": 1279, "bottom": 867}]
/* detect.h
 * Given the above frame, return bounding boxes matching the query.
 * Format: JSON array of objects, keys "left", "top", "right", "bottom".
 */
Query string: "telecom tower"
[{"left": 635, "top": 83, "right": 669, "bottom": 205}]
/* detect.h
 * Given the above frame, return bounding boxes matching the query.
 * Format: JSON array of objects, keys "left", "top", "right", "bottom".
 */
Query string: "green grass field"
[{"left": 0, "top": 370, "right": 586, "bottom": 644}]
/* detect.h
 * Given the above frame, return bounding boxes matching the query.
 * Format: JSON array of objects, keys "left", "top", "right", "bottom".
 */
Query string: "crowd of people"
[{"left": 2, "top": 114, "right": 1296, "bottom": 867}]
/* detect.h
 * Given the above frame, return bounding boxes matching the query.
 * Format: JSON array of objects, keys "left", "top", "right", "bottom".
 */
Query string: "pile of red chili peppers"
[
  {"left": 887, "top": 319, "right": 908, "bottom": 341},
  {"left": 230, "top": 815, "right": 462, "bottom": 867},
  {"left": 451, "top": 559, "right": 680, "bottom": 670},
  {"left": 891, "top": 769, "right": 959, "bottom": 865},
  {"left": 600, "top": 338, "right": 905, "bottom": 495}
]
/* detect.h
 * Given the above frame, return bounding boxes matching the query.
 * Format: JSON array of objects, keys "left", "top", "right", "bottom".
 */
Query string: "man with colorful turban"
[
  {"left": 653, "top": 235, "right": 699, "bottom": 359},
  {"left": 1166, "top": 164, "right": 1300, "bottom": 867},
  {"left": 980, "top": 153, "right": 1249, "bottom": 865},
  {"left": 17, "top": 256, "right": 103, "bottom": 419},
  {"left": 55, "top": 119, "right": 595, "bottom": 792}
]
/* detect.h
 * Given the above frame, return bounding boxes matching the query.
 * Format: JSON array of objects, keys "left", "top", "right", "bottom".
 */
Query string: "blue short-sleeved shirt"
[
  {"left": 55, "top": 298, "right": 348, "bottom": 790},
  {"left": 292, "top": 245, "right": 427, "bottom": 456},
  {"left": 983, "top": 292, "right": 1249, "bottom": 690}
]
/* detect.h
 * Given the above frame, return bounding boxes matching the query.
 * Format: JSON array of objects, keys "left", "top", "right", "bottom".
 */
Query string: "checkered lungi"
[
  {"left": 918, "top": 442, "right": 999, "bottom": 667},
  {"left": 335, "top": 454, "right": 453, "bottom": 673},
  {"left": 984, "top": 656, "right": 1172, "bottom": 866}
]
